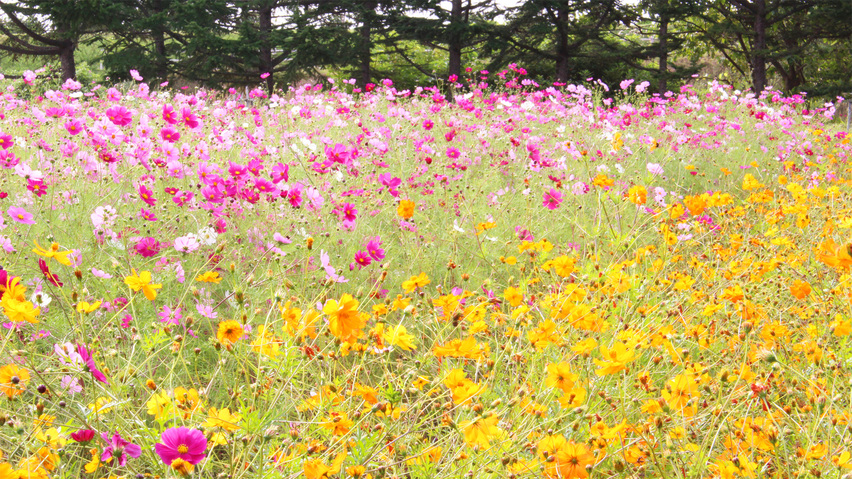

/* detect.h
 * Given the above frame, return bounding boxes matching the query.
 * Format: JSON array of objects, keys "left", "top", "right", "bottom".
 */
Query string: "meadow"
[{"left": 0, "top": 67, "right": 850, "bottom": 479}]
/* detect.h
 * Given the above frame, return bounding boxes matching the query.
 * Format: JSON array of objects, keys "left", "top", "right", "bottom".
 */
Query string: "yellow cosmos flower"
[
  {"left": 32, "top": 240, "right": 73, "bottom": 266},
  {"left": 384, "top": 324, "right": 416, "bottom": 351},
  {"left": 124, "top": 269, "right": 162, "bottom": 301},
  {"left": 76, "top": 301, "right": 102, "bottom": 314},
  {"left": 195, "top": 271, "right": 222, "bottom": 283}
]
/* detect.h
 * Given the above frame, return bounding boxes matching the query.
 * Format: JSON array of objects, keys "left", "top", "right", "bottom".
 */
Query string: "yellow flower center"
[{"left": 178, "top": 444, "right": 189, "bottom": 454}]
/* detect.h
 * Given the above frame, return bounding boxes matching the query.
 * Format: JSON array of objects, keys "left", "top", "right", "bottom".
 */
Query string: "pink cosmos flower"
[
  {"left": 158, "top": 305, "right": 183, "bottom": 326},
  {"left": 173, "top": 191, "right": 194, "bottom": 207},
  {"left": 27, "top": 179, "right": 47, "bottom": 197},
  {"left": 134, "top": 237, "right": 160, "bottom": 257},
  {"left": 140, "top": 208, "right": 158, "bottom": 221},
  {"left": 270, "top": 162, "right": 288, "bottom": 183},
  {"left": 181, "top": 108, "right": 199, "bottom": 128},
  {"left": 160, "top": 127, "right": 180, "bottom": 143},
  {"left": 341, "top": 203, "right": 358, "bottom": 222},
  {"left": 285, "top": 184, "right": 304, "bottom": 208},
  {"left": 155, "top": 427, "right": 207, "bottom": 466},
  {"left": 228, "top": 161, "right": 247, "bottom": 180},
  {"left": 320, "top": 250, "right": 347, "bottom": 283},
  {"left": 0, "top": 134, "right": 13, "bottom": 150},
  {"left": 64, "top": 119, "right": 83, "bottom": 135},
  {"left": 446, "top": 147, "right": 461, "bottom": 159},
  {"left": 0, "top": 150, "right": 18, "bottom": 169},
  {"left": 353, "top": 250, "right": 372, "bottom": 268},
  {"left": 138, "top": 185, "right": 156, "bottom": 206},
  {"left": 253, "top": 178, "right": 275, "bottom": 193},
  {"left": 542, "top": 188, "right": 563, "bottom": 210},
  {"left": 162, "top": 105, "right": 178, "bottom": 124},
  {"left": 70, "top": 429, "right": 95, "bottom": 443},
  {"left": 106, "top": 87, "right": 122, "bottom": 101},
  {"left": 273, "top": 233, "right": 292, "bottom": 244},
  {"left": 101, "top": 432, "right": 141, "bottom": 466},
  {"left": 130, "top": 69, "right": 144, "bottom": 81},
  {"left": 77, "top": 343, "right": 109, "bottom": 384},
  {"left": 7, "top": 207, "right": 35, "bottom": 224},
  {"left": 647, "top": 162, "right": 664, "bottom": 176},
  {"left": 91, "top": 268, "right": 112, "bottom": 279},
  {"left": 174, "top": 234, "right": 200, "bottom": 253},
  {"left": 365, "top": 237, "right": 385, "bottom": 261},
  {"left": 105, "top": 106, "right": 133, "bottom": 126},
  {"left": 325, "top": 143, "right": 352, "bottom": 164}
]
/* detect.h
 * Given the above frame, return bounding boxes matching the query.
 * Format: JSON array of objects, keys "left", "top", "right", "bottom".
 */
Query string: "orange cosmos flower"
[
  {"left": 323, "top": 294, "right": 366, "bottom": 343},
  {"left": 683, "top": 195, "right": 706, "bottom": 216},
  {"left": 537, "top": 435, "right": 595, "bottom": 478},
  {"left": 397, "top": 199, "right": 415, "bottom": 219},
  {"left": 816, "top": 238, "right": 852, "bottom": 268},
  {"left": 216, "top": 320, "right": 244, "bottom": 345},
  {"left": 789, "top": 280, "right": 811, "bottom": 299},
  {"left": 661, "top": 373, "right": 698, "bottom": 410},
  {"left": 545, "top": 362, "right": 578, "bottom": 393},
  {"left": 0, "top": 364, "right": 30, "bottom": 398},
  {"left": 627, "top": 185, "right": 647, "bottom": 205}
]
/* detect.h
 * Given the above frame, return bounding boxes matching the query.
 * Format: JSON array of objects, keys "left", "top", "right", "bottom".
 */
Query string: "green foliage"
[{"left": 0, "top": 0, "right": 849, "bottom": 98}]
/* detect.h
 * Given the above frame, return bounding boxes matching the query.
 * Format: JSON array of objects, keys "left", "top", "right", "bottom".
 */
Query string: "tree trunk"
[
  {"left": 751, "top": 0, "right": 768, "bottom": 93},
  {"left": 359, "top": 1, "right": 377, "bottom": 87},
  {"left": 447, "top": 0, "right": 463, "bottom": 80},
  {"left": 259, "top": 2, "right": 274, "bottom": 92},
  {"left": 555, "top": 7, "right": 570, "bottom": 83},
  {"left": 153, "top": 32, "right": 167, "bottom": 78},
  {"left": 152, "top": 0, "right": 168, "bottom": 80},
  {"left": 783, "top": 61, "right": 804, "bottom": 93},
  {"left": 59, "top": 41, "right": 76, "bottom": 81},
  {"left": 657, "top": 7, "right": 669, "bottom": 95}
]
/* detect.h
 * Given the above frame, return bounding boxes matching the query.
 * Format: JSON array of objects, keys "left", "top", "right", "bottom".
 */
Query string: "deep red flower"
[{"left": 38, "top": 259, "right": 62, "bottom": 287}]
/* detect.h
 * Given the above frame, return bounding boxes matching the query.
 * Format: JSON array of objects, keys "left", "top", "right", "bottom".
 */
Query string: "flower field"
[{"left": 0, "top": 69, "right": 850, "bottom": 479}]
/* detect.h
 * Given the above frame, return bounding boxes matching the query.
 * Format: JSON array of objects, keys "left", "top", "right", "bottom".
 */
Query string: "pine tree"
[
  {"left": 0, "top": 0, "right": 126, "bottom": 80},
  {"left": 490, "top": 0, "right": 633, "bottom": 84}
]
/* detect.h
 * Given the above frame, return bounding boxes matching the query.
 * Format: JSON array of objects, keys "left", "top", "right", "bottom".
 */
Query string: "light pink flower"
[{"left": 7, "top": 207, "right": 34, "bottom": 224}]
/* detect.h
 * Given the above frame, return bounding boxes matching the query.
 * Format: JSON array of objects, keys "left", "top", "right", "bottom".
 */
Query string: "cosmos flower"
[
  {"left": 155, "top": 427, "right": 207, "bottom": 465},
  {"left": 77, "top": 343, "right": 109, "bottom": 384},
  {"left": 100, "top": 432, "right": 141, "bottom": 466},
  {"left": 7, "top": 207, "right": 34, "bottom": 225},
  {"left": 38, "top": 259, "right": 62, "bottom": 287},
  {"left": 542, "top": 188, "right": 563, "bottom": 210},
  {"left": 124, "top": 269, "right": 162, "bottom": 301}
]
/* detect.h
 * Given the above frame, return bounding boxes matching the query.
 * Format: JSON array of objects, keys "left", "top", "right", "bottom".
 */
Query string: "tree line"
[{"left": 0, "top": 0, "right": 850, "bottom": 96}]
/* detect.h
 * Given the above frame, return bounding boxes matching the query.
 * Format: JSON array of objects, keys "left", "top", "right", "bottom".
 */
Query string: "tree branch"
[{"left": 0, "top": 3, "right": 65, "bottom": 47}]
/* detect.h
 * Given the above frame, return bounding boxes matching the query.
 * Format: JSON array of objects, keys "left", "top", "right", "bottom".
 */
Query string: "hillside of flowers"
[{"left": 0, "top": 67, "right": 850, "bottom": 479}]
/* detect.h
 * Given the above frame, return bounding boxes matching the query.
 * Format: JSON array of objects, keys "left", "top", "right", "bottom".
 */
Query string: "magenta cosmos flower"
[
  {"left": 77, "top": 343, "right": 109, "bottom": 384},
  {"left": 542, "top": 188, "right": 564, "bottom": 210},
  {"left": 155, "top": 427, "right": 207, "bottom": 465},
  {"left": 101, "top": 432, "right": 141, "bottom": 466}
]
